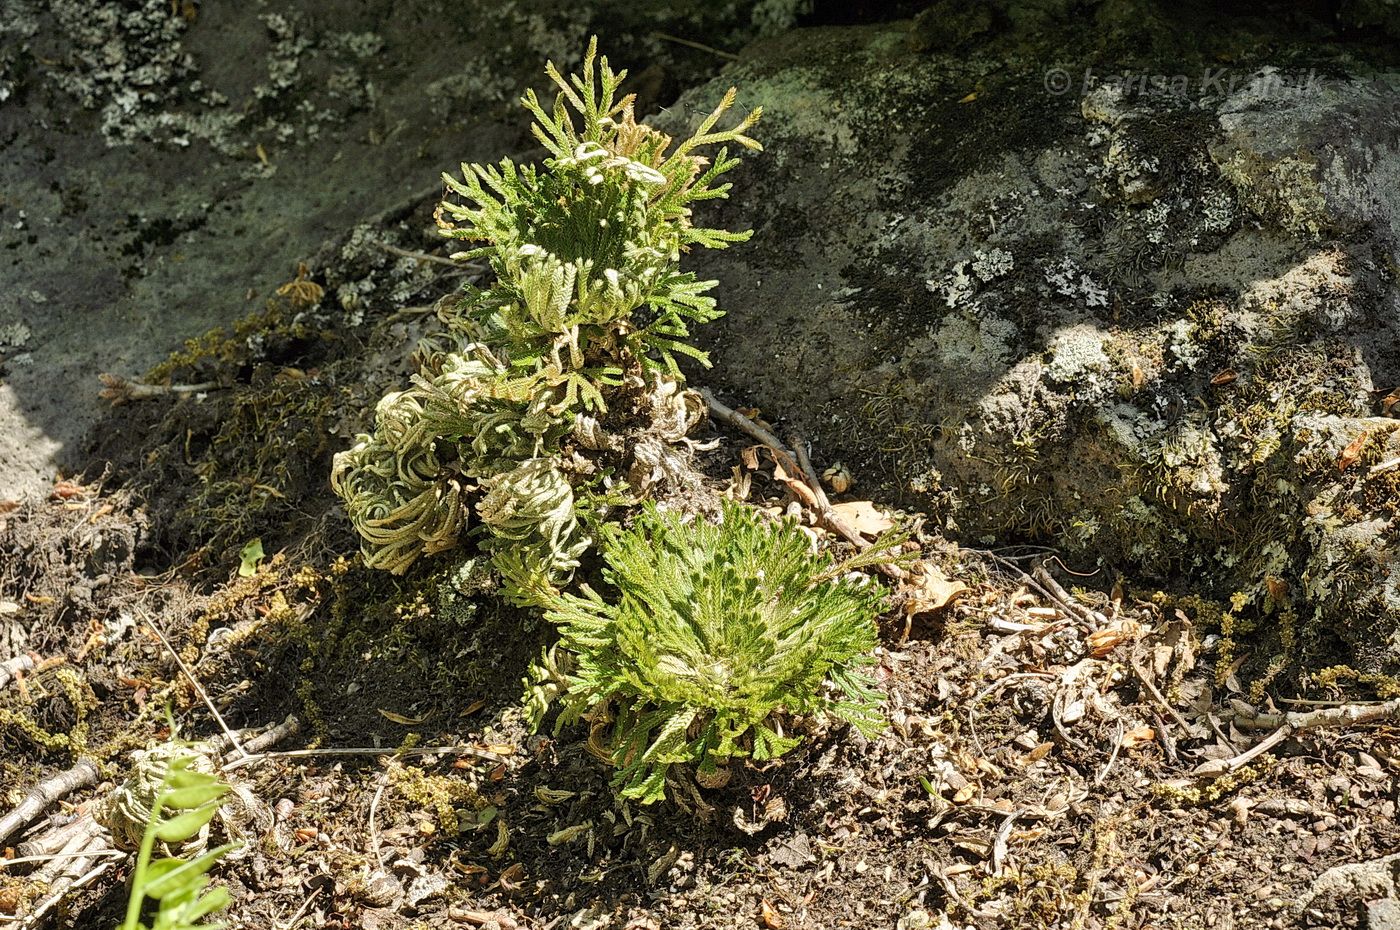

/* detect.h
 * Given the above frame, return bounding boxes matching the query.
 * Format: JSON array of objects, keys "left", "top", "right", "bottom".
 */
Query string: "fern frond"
[{"left": 540, "top": 503, "right": 887, "bottom": 803}]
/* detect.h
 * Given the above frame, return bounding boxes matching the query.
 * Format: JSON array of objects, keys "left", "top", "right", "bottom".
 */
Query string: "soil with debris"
[{"left": 3, "top": 2, "right": 1400, "bottom": 930}]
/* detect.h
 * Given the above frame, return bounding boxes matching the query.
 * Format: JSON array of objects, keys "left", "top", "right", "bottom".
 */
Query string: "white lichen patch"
[
  {"left": 1238, "top": 248, "right": 1358, "bottom": 334},
  {"left": 930, "top": 306, "right": 1017, "bottom": 374},
  {"left": 0, "top": 322, "right": 33, "bottom": 348},
  {"left": 971, "top": 247, "right": 1014, "bottom": 282},
  {"left": 1045, "top": 325, "right": 1112, "bottom": 385},
  {"left": 1043, "top": 257, "right": 1109, "bottom": 308},
  {"left": 1164, "top": 318, "right": 1206, "bottom": 371}
]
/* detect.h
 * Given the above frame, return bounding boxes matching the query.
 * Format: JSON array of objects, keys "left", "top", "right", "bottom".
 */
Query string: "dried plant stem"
[
  {"left": 206, "top": 714, "right": 301, "bottom": 759},
  {"left": 699, "top": 389, "right": 905, "bottom": 578},
  {"left": 0, "top": 652, "right": 37, "bottom": 691},
  {"left": 1129, "top": 661, "right": 1194, "bottom": 740},
  {"left": 700, "top": 388, "right": 787, "bottom": 454},
  {"left": 13, "top": 813, "right": 99, "bottom": 860},
  {"left": 98, "top": 373, "right": 220, "bottom": 405},
  {"left": 651, "top": 31, "right": 740, "bottom": 61},
  {"left": 1237, "top": 696, "right": 1400, "bottom": 732},
  {"left": 222, "top": 744, "right": 508, "bottom": 772},
  {"left": 21, "top": 858, "right": 113, "bottom": 929},
  {"left": 1196, "top": 696, "right": 1400, "bottom": 777},
  {"left": 967, "top": 549, "right": 1087, "bottom": 621},
  {"left": 239, "top": 714, "right": 302, "bottom": 756},
  {"left": 138, "top": 609, "right": 248, "bottom": 759},
  {"left": 379, "top": 241, "right": 479, "bottom": 270},
  {"left": 368, "top": 778, "right": 388, "bottom": 867},
  {"left": 0, "top": 760, "right": 99, "bottom": 848},
  {"left": 27, "top": 817, "right": 102, "bottom": 887}
]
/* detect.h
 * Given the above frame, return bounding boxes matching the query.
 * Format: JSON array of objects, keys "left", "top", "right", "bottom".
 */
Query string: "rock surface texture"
[
  {"left": 664, "top": 24, "right": 1400, "bottom": 675},
  {"left": 0, "top": 0, "right": 789, "bottom": 500}
]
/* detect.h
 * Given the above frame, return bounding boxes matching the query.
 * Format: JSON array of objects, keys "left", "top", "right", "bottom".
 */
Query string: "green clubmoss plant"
[
  {"left": 532, "top": 502, "right": 887, "bottom": 803},
  {"left": 332, "top": 38, "right": 760, "bottom": 603}
]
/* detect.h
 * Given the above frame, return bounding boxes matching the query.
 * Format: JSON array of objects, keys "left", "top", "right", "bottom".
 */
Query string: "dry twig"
[
  {"left": 223, "top": 744, "right": 509, "bottom": 772},
  {"left": 0, "top": 760, "right": 99, "bottom": 848},
  {"left": 138, "top": 609, "right": 249, "bottom": 759},
  {"left": 1129, "top": 660, "right": 1194, "bottom": 740},
  {"left": 0, "top": 652, "right": 37, "bottom": 691},
  {"left": 700, "top": 389, "right": 905, "bottom": 579},
  {"left": 98, "top": 373, "right": 220, "bottom": 405},
  {"left": 1195, "top": 696, "right": 1400, "bottom": 778},
  {"left": 379, "top": 241, "right": 484, "bottom": 273},
  {"left": 650, "top": 31, "right": 740, "bottom": 61}
]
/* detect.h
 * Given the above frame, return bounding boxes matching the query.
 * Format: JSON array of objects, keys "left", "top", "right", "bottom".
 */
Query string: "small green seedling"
[{"left": 118, "top": 756, "right": 238, "bottom": 930}]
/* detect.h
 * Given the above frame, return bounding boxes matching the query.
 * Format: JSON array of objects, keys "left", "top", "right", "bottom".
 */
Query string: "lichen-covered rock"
[{"left": 660, "top": 23, "right": 1400, "bottom": 676}]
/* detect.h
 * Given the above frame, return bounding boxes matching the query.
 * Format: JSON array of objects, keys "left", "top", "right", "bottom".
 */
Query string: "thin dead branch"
[
  {"left": 137, "top": 608, "right": 248, "bottom": 759},
  {"left": 13, "top": 813, "right": 100, "bottom": 861},
  {"left": 379, "top": 241, "right": 483, "bottom": 273},
  {"left": 207, "top": 714, "right": 301, "bottom": 760},
  {"left": 0, "top": 760, "right": 99, "bottom": 848},
  {"left": 1129, "top": 661, "right": 1194, "bottom": 740},
  {"left": 98, "top": 373, "right": 220, "bottom": 405},
  {"left": 1195, "top": 696, "right": 1400, "bottom": 778},
  {"left": 650, "top": 31, "right": 741, "bottom": 61},
  {"left": 0, "top": 652, "right": 37, "bottom": 691},
  {"left": 222, "top": 743, "right": 510, "bottom": 772}
]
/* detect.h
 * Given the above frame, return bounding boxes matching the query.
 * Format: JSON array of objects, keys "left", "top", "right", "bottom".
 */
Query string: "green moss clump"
[
  {"left": 1150, "top": 763, "right": 1266, "bottom": 804},
  {"left": 389, "top": 760, "right": 486, "bottom": 836}
]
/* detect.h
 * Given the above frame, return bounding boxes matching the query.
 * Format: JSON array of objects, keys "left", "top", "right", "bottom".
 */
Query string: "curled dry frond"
[{"left": 333, "top": 37, "right": 760, "bottom": 582}]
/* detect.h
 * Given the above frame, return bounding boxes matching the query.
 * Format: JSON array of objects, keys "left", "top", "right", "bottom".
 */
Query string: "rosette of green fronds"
[
  {"left": 437, "top": 35, "right": 761, "bottom": 382},
  {"left": 536, "top": 503, "right": 887, "bottom": 803}
]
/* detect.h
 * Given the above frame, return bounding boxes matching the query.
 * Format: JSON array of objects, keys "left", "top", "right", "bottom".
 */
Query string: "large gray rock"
[
  {"left": 663, "top": 24, "right": 1400, "bottom": 674},
  {"left": 0, "top": 0, "right": 789, "bottom": 501},
  {"left": 1299, "top": 852, "right": 1400, "bottom": 928}
]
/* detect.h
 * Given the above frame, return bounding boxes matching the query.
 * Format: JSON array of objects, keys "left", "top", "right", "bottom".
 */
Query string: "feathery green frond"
[
  {"left": 538, "top": 503, "right": 887, "bottom": 803},
  {"left": 118, "top": 753, "right": 238, "bottom": 930}
]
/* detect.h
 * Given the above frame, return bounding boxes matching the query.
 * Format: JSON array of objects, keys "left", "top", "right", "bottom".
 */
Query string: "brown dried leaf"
[
  {"left": 1022, "top": 741, "right": 1055, "bottom": 765},
  {"left": 760, "top": 899, "right": 785, "bottom": 929},
  {"left": 829, "top": 500, "right": 893, "bottom": 537},
  {"left": 378, "top": 709, "right": 426, "bottom": 725},
  {"left": 769, "top": 454, "right": 819, "bottom": 509},
  {"left": 50, "top": 480, "right": 85, "bottom": 500},
  {"left": 1121, "top": 725, "right": 1157, "bottom": 750},
  {"left": 1383, "top": 387, "right": 1400, "bottom": 417},
  {"left": 1086, "top": 620, "right": 1143, "bottom": 658},
  {"left": 904, "top": 563, "right": 970, "bottom": 617},
  {"left": 1338, "top": 429, "right": 1370, "bottom": 472}
]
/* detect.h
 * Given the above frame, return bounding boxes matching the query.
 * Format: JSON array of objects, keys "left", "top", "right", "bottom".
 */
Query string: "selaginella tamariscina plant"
[
  {"left": 331, "top": 36, "right": 762, "bottom": 605},
  {"left": 332, "top": 39, "right": 889, "bottom": 800},
  {"left": 531, "top": 501, "right": 888, "bottom": 804}
]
